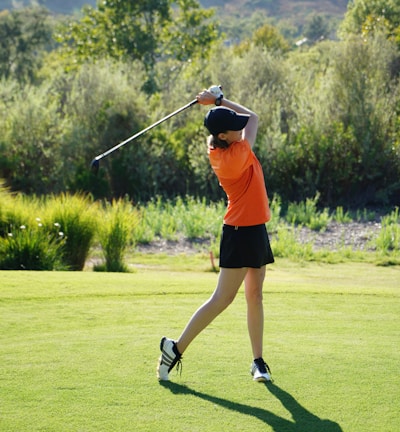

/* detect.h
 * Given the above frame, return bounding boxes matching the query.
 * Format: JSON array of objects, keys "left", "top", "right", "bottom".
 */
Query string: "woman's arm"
[{"left": 197, "top": 90, "right": 258, "bottom": 148}]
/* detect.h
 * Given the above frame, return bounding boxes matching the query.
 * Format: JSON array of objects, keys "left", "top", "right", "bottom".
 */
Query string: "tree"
[
  {"left": 0, "top": 5, "right": 52, "bottom": 82},
  {"left": 160, "top": 0, "right": 218, "bottom": 62},
  {"left": 253, "top": 23, "right": 290, "bottom": 53},
  {"left": 234, "top": 23, "right": 290, "bottom": 56},
  {"left": 55, "top": 1, "right": 170, "bottom": 69},
  {"left": 54, "top": 0, "right": 218, "bottom": 81},
  {"left": 303, "top": 15, "right": 330, "bottom": 43},
  {"left": 339, "top": 0, "right": 400, "bottom": 47}
]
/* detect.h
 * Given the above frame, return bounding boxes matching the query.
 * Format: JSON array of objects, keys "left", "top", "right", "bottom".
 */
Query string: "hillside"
[{"left": 0, "top": 0, "right": 349, "bottom": 23}]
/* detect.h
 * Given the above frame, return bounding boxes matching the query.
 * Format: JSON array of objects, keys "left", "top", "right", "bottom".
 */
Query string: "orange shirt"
[{"left": 208, "top": 139, "right": 271, "bottom": 226}]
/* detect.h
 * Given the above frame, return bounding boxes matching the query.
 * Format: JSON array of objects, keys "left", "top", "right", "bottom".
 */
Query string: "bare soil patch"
[{"left": 135, "top": 221, "right": 382, "bottom": 255}]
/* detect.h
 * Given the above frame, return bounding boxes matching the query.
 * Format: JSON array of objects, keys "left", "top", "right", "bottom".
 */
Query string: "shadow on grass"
[{"left": 160, "top": 381, "right": 343, "bottom": 432}]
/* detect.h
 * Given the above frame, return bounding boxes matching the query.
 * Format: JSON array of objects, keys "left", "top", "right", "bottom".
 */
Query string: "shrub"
[
  {"left": 285, "top": 193, "right": 331, "bottom": 232},
  {"left": 134, "top": 196, "right": 225, "bottom": 246},
  {"left": 270, "top": 225, "right": 315, "bottom": 261},
  {"left": 44, "top": 193, "right": 97, "bottom": 270},
  {"left": 333, "top": 206, "right": 353, "bottom": 223},
  {"left": 374, "top": 207, "right": 400, "bottom": 253},
  {"left": 0, "top": 224, "right": 64, "bottom": 270},
  {"left": 96, "top": 198, "right": 138, "bottom": 272},
  {"left": 0, "top": 80, "right": 64, "bottom": 195}
]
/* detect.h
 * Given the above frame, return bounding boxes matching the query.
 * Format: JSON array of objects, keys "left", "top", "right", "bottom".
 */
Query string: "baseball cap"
[{"left": 204, "top": 107, "right": 250, "bottom": 136}]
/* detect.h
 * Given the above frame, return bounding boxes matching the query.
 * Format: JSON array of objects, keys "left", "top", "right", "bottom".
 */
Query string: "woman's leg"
[
  {"left": 176, "top": 267, "right": 247, "bottom": 354},
  {"left": 244, "top": 266, "right": 266, "bottom": 359}
]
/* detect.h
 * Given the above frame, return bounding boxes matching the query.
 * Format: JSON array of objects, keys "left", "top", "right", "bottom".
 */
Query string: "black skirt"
[{"left": 219, "top": 224, "right": 275, "bottom": 268}]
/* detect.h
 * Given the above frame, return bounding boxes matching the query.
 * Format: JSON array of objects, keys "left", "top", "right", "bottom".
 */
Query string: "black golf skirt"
[{"left": 219, "top": 224, "right": 275, "bottom": 269}]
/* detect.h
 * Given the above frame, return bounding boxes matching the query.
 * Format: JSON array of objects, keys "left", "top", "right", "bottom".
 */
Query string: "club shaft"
[{"left": 94, "top": 99, "right": 198, "bottom": 161}]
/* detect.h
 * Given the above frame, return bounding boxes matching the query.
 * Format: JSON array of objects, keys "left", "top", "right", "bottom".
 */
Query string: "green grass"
[{"left": 1, "top": 260, "right": 399, "bottom": 432}]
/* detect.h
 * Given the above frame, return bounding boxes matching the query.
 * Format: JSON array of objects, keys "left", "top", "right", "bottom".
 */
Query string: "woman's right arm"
[{"left": 197, "top": 90, "right": 259, "bottom": 148}]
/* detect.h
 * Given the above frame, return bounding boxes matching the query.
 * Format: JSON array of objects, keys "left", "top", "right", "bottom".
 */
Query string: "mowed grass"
[{"left": 1, "top": 259, "right": 399, "bottom": 432}]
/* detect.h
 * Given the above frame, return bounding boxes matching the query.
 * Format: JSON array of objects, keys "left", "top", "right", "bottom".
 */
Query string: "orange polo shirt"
[{"left": 208, "top": 139, "right": 271, "bottom": 226}]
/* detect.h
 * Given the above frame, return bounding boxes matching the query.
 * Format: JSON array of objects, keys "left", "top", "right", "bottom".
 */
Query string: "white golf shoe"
[
  {"left": 251, "top": 357, "right": 272, "bottom": 382},
  {"left": 157, "top": 337, "right": 182, "bottom": 381}
]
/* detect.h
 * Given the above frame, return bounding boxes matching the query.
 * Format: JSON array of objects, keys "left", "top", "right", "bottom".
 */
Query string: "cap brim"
[{"left": 230, "top": 114, "right": 250, "bottom": 131}]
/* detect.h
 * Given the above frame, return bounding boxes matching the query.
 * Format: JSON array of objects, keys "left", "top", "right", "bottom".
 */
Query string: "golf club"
[{"left": 90, "top": 98, "right": 198, "bottom": 174}]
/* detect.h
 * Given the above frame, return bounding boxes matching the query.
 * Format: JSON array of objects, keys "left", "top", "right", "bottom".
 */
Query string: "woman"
[{"left": 157, "top": 88, "right": 274, "bottom": 382}]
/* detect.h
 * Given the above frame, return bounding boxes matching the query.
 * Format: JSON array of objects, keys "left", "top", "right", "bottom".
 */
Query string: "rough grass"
[{"left": 1, "top": 260, "right": 399, "bottom": 431}]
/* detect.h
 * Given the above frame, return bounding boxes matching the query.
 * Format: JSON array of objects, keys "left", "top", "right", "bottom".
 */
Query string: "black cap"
[{"left": 204, "top": 107, "right": 250, "bottom": 136}]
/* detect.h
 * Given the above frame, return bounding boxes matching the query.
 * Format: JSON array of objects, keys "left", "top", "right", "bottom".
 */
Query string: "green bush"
[
  {"left": 96, "top": 198, "right": 139, "bottom": 272},
  {"left": 134, "top": 196, "right": 225, "bottom": 244},
  {"left": 374, "top": 208, "right": 400, "bottom": 253},
  {"left": 1, "top": 36, "right": 399, "bottom": 206},
  {"left": 270, "top": 225, "right": 315, "bottom": 261},
  {"left": 0, "top": 224, "right": 64, "bottom": 270},
  {"left": 285, "top": 193, "right": 331, "bottom": 232},
  {"left": 0, "top": 80, "right": 64, "bottom": 195},
  {"left": 44, "top": 193, "right": 97, "bottom": 270}
]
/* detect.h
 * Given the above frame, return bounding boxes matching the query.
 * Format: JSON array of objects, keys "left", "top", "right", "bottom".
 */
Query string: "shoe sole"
[
  {"left": 157, "top": 337, "right": 169, "bottom": 381},
  {"left": 253, "top": 375, "right": 270, "bottom": 382}
]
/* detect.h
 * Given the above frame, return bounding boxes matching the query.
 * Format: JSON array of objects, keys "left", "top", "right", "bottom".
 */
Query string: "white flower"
[{"left": 20, "top": 225, "right": 26, "bottom": 230}]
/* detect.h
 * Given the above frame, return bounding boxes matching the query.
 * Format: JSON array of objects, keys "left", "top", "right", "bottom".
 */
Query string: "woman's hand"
[{"left": 196, "top": 90, "right": 217, "bottom": 106}]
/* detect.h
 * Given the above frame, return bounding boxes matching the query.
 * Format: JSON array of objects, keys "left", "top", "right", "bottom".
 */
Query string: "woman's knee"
[
  {"left": 245, "top": 288, "right": 263, "bottom": 305},
  {"left": 210, "top": 289, "right": 237, "bottom": 310},
  {"left": 245, "top": 267, "right": 265, "bottom": 301}
]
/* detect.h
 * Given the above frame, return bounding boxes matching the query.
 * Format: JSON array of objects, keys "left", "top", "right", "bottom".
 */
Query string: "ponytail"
[{"left": 208, "top": 135, "right": 229, "bottom": 149}]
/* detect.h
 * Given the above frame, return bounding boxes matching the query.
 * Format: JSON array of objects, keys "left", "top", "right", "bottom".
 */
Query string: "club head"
[{"left": 90, "top": 158, "right": 100, "bottom": 175}]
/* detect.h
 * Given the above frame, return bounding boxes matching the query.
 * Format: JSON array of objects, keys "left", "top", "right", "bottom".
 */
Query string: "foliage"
[
  {"left": 234, "top": 23, "right": 291, "bottom": 55},
  {"left": 263, "top": 36, "right": 400, "bottom": 207},
  {"left": 96, "top": 198, "right": 139, "bottom": 272},
  {"left": 339, "top": 0, "right": 400, "bottom": 47},
  {"left": 54, "top": 1, "right": 169, "bottom": 70},
  {"left": 0, "top": 224, "right": 64, "bottom": 270},
  {"left": 0, "top": 189, "right": 399, "bottom": 269},
  {"left": 332, "top": 206, "right": 353, "bottom": 223},
  {"left": 0, "top": 80, "right": 64, "bottom": 194},
  {"left": 374, "top": 207, "right": 400, "bottom": 252},
  {"left": 285, "top": 193, "right": 331, "bottom": 232},
  {"left": 134, "top": 196, "right": 225, "bottom": 244},
  {"left": 270, "top": 225, "right": 315, "bottom": 261},
  {"left": 303, "top": 14, "right": 331, "bottom": 43},
  {"left": 0, "top": 4, "right": 399, "bottom": 208},
  {"left": 160, "top": 0, "right": 219, "bottom": 62},
  {"left": 0, "top": 192, "right": 65, "bottom": 270},
  {"left": 54, "top": 0, "right": 218, "bottom": 92},
  {"left": 43, "top": 193, "right": 97, "bottom": 270},
  {"left": 0, "top": 5, "right": 52, "bottom": 82}
]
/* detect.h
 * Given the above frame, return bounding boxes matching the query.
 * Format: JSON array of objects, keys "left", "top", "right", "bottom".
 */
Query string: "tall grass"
[
  {"left": 0, "top": 185, "right": 399, "bottom": 270},
  {"left": 0, "top": 191, "right": 97, "bottom": 271},
  {"left": 0, "top": 190, "right": 64, "bottom": 270},
  {"left": 0, "top": 224, "right": 65, "bottom": 270},
  {"left": 96, "top": 198, "right": 139, "bottom": 272},
  {"left": 44, "top": 193, "right": 97, "bottom": 270},
  {"left": 332, "top": 206, "right": 353, "bottom": 223},
  {"left": 0, "top": 192, "right": 40, "bottom": 236},
  {"left": 285, "top": 193, "right": 331, "bottom": 231},
  {"left": 134, "top": 196, "right": 225, "bottom": 244},
  {"left": 271, "top": 225, "right": 315, "bottom": 261},
  {"left": 374, "top": 207, "right": 400, "bottom": 253}
]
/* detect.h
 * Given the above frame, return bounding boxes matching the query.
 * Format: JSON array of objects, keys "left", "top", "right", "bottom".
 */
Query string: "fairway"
[{"left": 1, "top": 260, "right": 399, "bottom": 432}]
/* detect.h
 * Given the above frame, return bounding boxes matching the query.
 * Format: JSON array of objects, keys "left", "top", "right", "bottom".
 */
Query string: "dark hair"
[{"left": 210, "top": 134, "right": 229, "bottom": 149}]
